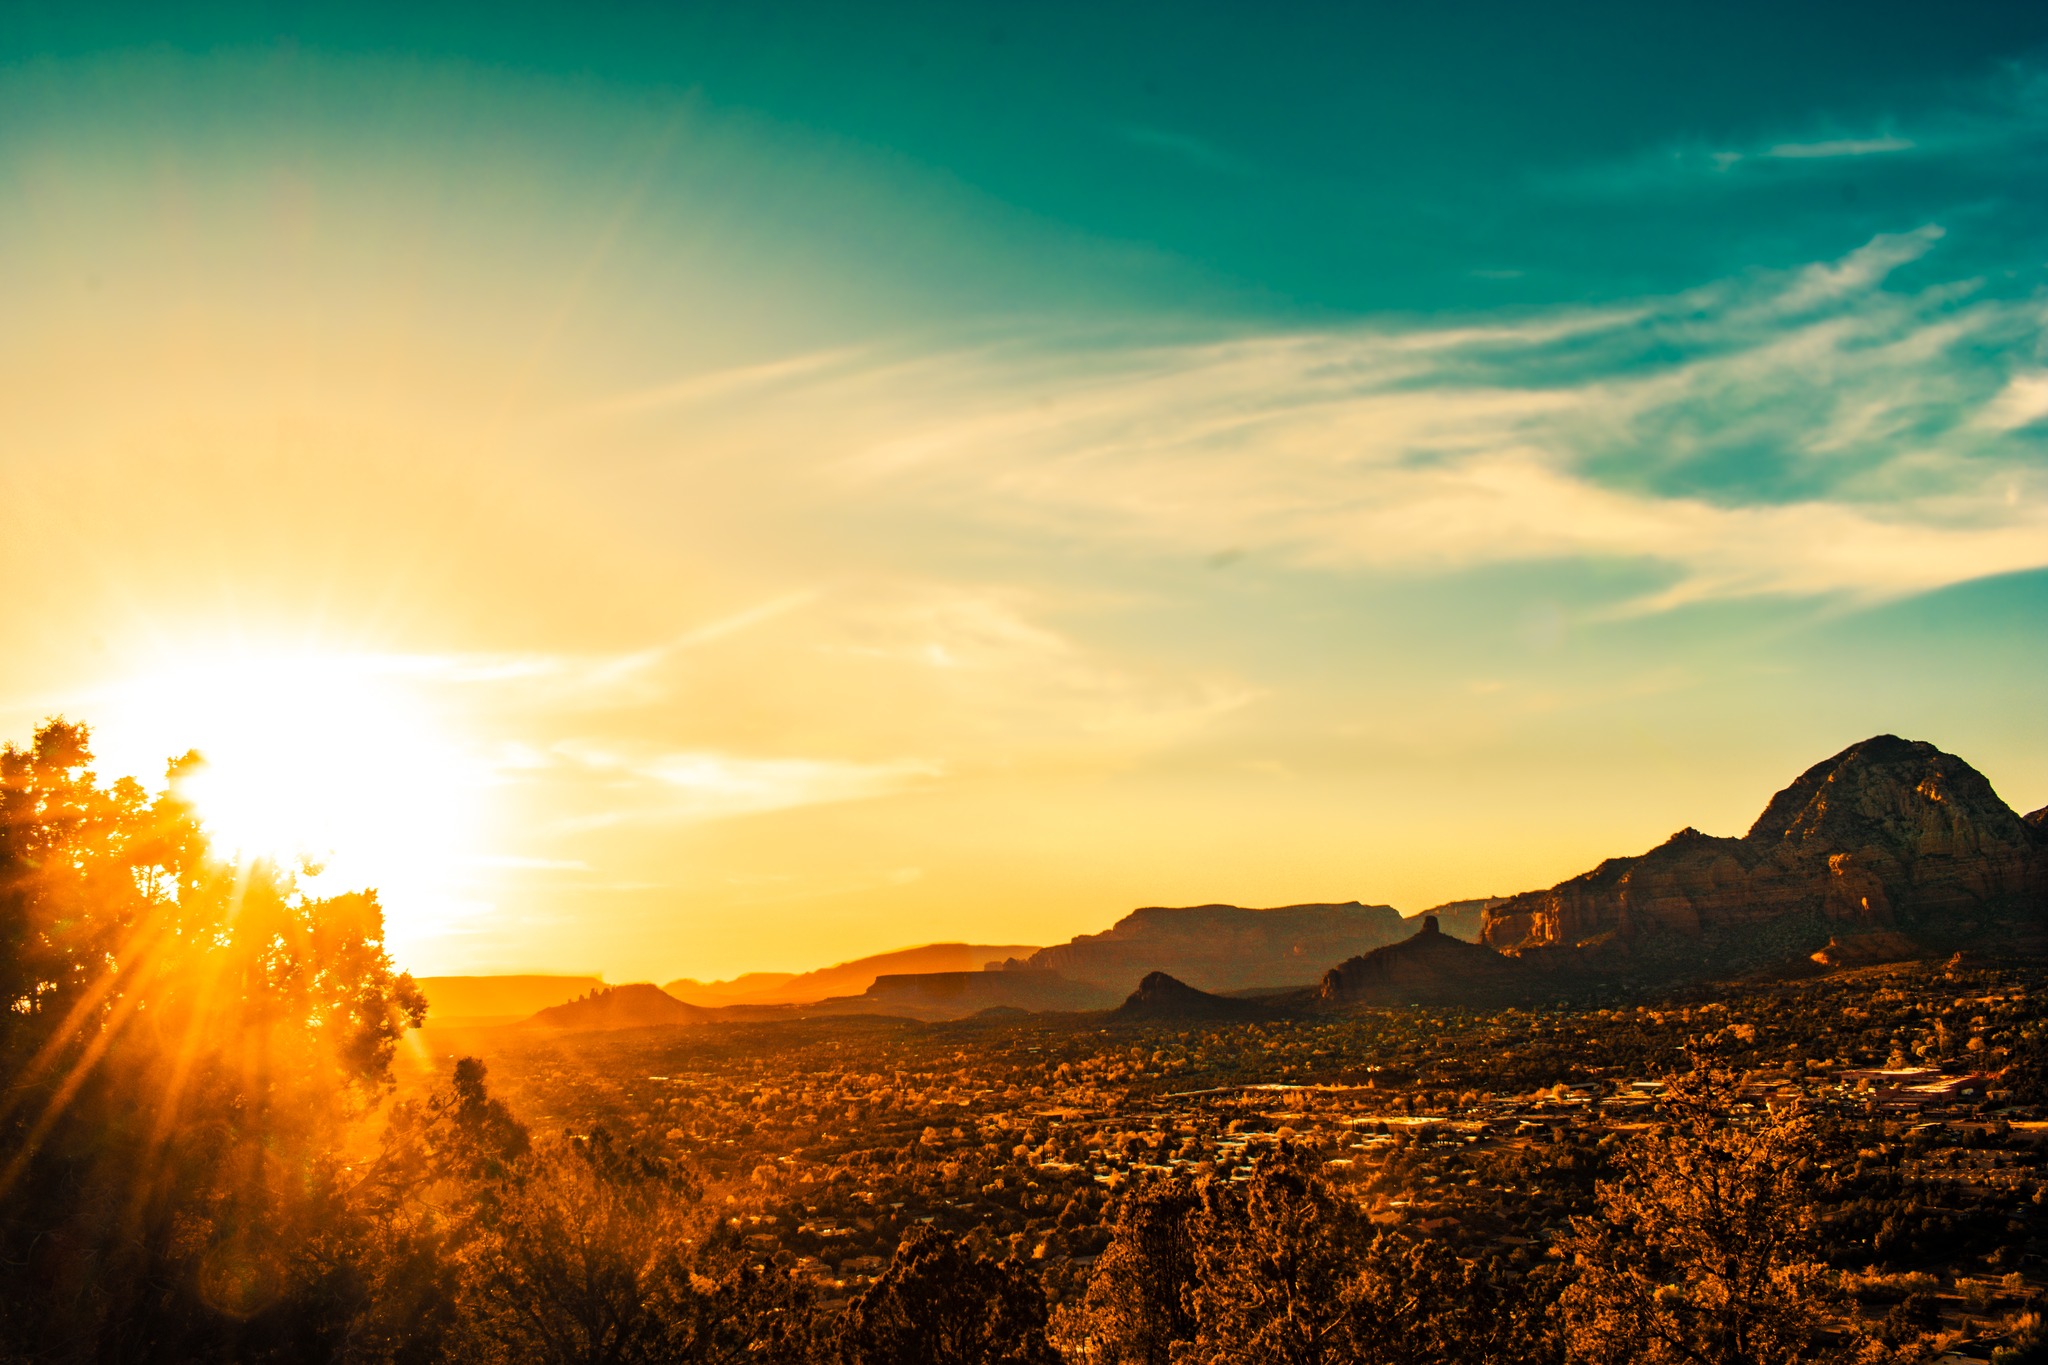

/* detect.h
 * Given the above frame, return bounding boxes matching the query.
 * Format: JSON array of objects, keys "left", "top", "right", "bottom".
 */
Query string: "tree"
[
  {"left": 461, "top": 1125, "right": 697, "bottom": 1365},
  {"left": 1055, "top": 1182, "right": 1200, "bottom": 1364},
  {"left": 1179, "top": 1157, "right": 1379, "bottom": 1365},
  {"left": 0, "top": 720, "right": 426, "bottom": 1361},
  {"left": 1558, "top": 1064, "right": 1884, "bottom": 1365},
  {"left": 835, "top": 1223, "right": 1061, "bottom": 1365}
]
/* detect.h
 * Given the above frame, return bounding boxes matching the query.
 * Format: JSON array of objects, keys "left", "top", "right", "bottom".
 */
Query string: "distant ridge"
[
  {"left": 417, "top": 974, "right": 604, "bottom": 1026},
  {"left": 526, "top": 983, "right": 707, "bottom": 1031},
  {"left": 664, "top": 943, "right": 1037, "bottom": 1007},
  {"left": 822, "top": 970, "right": 1117, "bottom": 1021},
  {"left": 661, "top": 971, "right": 798, "bottom": 1007},
  {"left": 1008, "top": 901, "right": 1408, "bottom": 993}
]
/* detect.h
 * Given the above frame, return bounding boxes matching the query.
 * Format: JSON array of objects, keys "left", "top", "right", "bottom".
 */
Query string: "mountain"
[
  {"left": 1005, "top": 902, "right": 1408, "bottom": 993},
  {"left": 661, "top": 971, "right": 799, "bottom": 1007},
  {"left": 1112, "top": 971, "right": 1281, "bottom": 1022},
  {"left": 417, "top": 975, "right": 605, "bottom": 1026},
  {"left": 525, "top": 983, "right": 708, "bottom": 1031},
  {"left": 1321, "top": 916, "right": 1528, "bottom": 1006},
  {"left": 2030, "top": 804, "right": 2048, "bottom": 832},
  {"left": 817, "top": 970, "right": 1118, "bottom": 1022},
  {"left": 1482, "top": 735, "right": 2048, "bottom": 965},
  {"left": 664, "top": 943, "right": 1037, "bottom": 1006},
  {"left": 1407, "top": 898, "right": 1496, "bottom": 943}
]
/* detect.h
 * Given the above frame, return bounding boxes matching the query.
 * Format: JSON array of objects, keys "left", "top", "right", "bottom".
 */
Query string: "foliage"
[
  {"left": 836, "top": 1223, "right": 1061, "bottom": 1365},
  {"left": 1059, "top": 1152, "right": 1549, "bottom": 1365},
  {"left": 1558, "top": 1063, "right": 1886, "bottom": 1365},
  {"left": 0, "top": 721, "right": 424, "bottom": 1361}
]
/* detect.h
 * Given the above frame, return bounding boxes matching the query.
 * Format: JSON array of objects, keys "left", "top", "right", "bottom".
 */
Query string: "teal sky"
[{"left": 0, "top": 4, "right": 2044, "bottom": 979}]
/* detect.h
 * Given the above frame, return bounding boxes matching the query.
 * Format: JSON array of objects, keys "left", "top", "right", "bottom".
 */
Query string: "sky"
[{"left": 1, "top": 2, "right": 2045, "bottom": 982}]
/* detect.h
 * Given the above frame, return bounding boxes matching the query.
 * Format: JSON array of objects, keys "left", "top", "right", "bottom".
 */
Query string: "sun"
[{"left": 86, "top": 650, "right": 492, "bottom": 955}]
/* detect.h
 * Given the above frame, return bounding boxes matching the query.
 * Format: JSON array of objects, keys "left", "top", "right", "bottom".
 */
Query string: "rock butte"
[{"left": 1481, "top": 735, "right": 2047, "bottom": 957}]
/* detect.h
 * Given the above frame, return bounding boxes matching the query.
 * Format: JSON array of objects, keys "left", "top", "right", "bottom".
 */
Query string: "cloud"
[
  {"left": 1114, "top": 124, "right": 1252, "bottom": 175},
  {"left": 1763, "top": 136, "right": 1914, "bottom": 159},
  {"left": 315, "top": 580, "right": 1256, "bottom": 836},
  {"left": 1771, "top": 225, "right": 1942, "bottom": 312},
  {"left": 1545, "top": 61, "right": 2047, "bottom": 195},
  {"left": 1978, "top": 372, "right": 2048, "bottom": 432},
  {"left": 544, "top": 744, "right": 943, "bottom": 829},
  {"left": 655, "top": 230, "right": 2048, "bottom": 611}
]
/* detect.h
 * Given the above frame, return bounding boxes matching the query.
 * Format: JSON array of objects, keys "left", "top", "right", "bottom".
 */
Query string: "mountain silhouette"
[
  {"left": 525, "top": 983, "right": 708, "bottom": 1031},
  {"left": 1320, "top": 915, "right": 1527, "bottom": 1006},
  {"left": 1006, "top": 901, "right": 1408, "bottom": 992},
  {"left": 1112, "top": 971, "right": 1283, "bottom": 1021}
]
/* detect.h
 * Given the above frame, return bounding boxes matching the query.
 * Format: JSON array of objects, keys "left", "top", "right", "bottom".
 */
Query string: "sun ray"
[{"left": 83, "top": 649, "right": 495, "bottom": 961}]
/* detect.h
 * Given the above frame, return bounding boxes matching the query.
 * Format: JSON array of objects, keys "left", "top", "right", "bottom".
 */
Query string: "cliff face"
[
  {"left": 1012, "top": 901, "right": 1409, "bottom": 993},
  {"left": 1483, "top": 736, "right": 2047, "bottom": 954},
  {"left": 1321, "top": 916, "right": 1526, "bottom": 1006}
]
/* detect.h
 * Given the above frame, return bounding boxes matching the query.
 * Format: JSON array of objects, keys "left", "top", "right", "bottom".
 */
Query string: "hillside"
[
  {"left": 1006, "top": 901, "right": 1408, "bottom": 993},
  {"left": 1482, "top": 735, "right": 2048, "bottom": 969},
  {"left": 525, "top": 983, "right": 708, "bottom": 1031},
  {"left": 664, "top": 942, "right": 1037, "bottom": 1006},
  {"left": 1112, "top": 971, "right": 1283, "bottom": 1022}
]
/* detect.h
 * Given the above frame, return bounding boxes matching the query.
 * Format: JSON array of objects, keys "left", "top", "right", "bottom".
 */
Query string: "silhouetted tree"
[
  {"left": 1055, "top": 1182, "right": 1199, "bottom": 1364},
  {"left": 1180, "top": 1155, "right": 1384, "bottom": 1364},
  {"left": 836, "top": 1223, "right": 1061, "bottom": 1365},
  {"left": 0, "top": 721, "right": 425, "bottom": 1362}
]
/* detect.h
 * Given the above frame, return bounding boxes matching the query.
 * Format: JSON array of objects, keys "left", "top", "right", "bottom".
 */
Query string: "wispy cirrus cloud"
[
  {"left": 541, "top": 743, "right": 943, "bottom": 831},
  {"left": 1762, "top": 135, "right": 1915, "bottom": 159},
  {"left": 620, "top": 227, "right": 2047, "bottom": 613},
  {"left": 1113, "top": 124, "right": 1253, "bottom": 175},
  {"left": 321, "top": 580, "right": 1254, "bottom": 836},
  {"left": 1553, "top": 60, "right": 2048, "bottom": 196}
]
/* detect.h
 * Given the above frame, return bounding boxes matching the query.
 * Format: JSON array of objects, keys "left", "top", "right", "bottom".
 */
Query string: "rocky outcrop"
[
  {"left": 2028, "top": 804, "right": 2048, "bottom": 834},
  {"left": 1483, "top": 736, "right": 2047, "bottom": 956},
  {"left": 1809, "top": 930, "right": 1922, "bottom": 969},
  {"left": 1320, "top": 916, "right": 1527, "bottom": 1006},
  {"left": 1008, "top": 902, "right": 1409, "bottom": 993},
  {"left": 1112, "top": 972, "right": 1281, "bottom": 1022},
  {"left": 525, "top": 983, "right": 707, "bottom": 1031},
  {"left": 1408, "top": 899, "right": 1498, "bottom": 944}
]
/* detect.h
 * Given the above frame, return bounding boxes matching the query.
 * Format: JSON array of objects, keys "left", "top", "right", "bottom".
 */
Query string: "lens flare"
[{"left": 86, "top": 651, "right": 493, "bottom": 958}]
